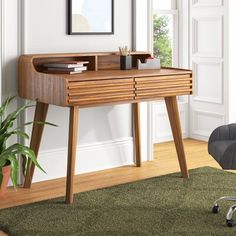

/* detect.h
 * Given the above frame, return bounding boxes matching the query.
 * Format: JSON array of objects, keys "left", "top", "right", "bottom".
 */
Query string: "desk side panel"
[{"left": 19, "top": 57, "right": 67, "bottom": 106}]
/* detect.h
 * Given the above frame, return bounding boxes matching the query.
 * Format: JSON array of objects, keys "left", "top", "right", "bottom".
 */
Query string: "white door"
[{"left": 190, "top": 0, "right": 228, "bottom": 141}]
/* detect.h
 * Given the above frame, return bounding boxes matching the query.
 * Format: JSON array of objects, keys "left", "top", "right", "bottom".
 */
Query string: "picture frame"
[{"left": 68, "top": 0, "right": 114, "bottom": 35}]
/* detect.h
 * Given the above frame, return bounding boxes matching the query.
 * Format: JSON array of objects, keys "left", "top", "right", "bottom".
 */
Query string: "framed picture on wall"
[{"left": 68, "top": 0, "right": 114, "bottom": 35}]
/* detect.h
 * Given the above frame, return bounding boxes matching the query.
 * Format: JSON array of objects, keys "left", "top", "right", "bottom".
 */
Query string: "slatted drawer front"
[
  {"left": 135, "top": 74, "right": 192, "bottom": 99},
  {"left": 67, "top": 78, "right": 135, "bottom": 106}
]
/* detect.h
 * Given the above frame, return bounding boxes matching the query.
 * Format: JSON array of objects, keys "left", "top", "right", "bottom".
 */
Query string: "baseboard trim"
[
  {"left": 189, "top": 134, "right": 208, "bottom": 142},
  {"left": 33, "top": 138, "right": 134, "bottom": 183},
  {"left": 154, "top": 134, "right": 188, "bottom": 143}
]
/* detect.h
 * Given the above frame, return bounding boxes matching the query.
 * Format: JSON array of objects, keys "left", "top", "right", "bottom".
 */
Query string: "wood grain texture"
[
  {"left": 135, "top": 74, "right": 191, "bottom": 83},
  {"left": 18, "top": 51, "right": 193, "bottom": 206},
  {"left": 133, "top": 103, "right": 141, "bottom": 167},
  {"left": 135, "top": 74, "right": 192, "bottom": 100},
  {"left": 134, "top": 91, "right": 192, "bottom": 101},
  {"left": 67, "top": 78, "right": 135, "bottom": 106},
  {"left": 19, "top": 57, "right": 67, "bottom": 106},
  {"left": 97, "top": 55, "right": 120, "bottom": 70},
  {"left": 135, "top": 81, "right": 192, "bottom": 89},
  {"left": 136, "top": 88, "right": 192, "bottom": 96},
  {"left": 165, "top": 97, "right": 189, "bottom": 178},
  {"left": 68, "top": 86, "right": 135, "bottom": 96},
  {"left": 19, "top": 52, "right": 192, "bottom": 107},
  {"left": 24, "top": 102, "right": 49, "bottom": 188},
  {"left": 0, "top": 231, "right": 7, "bottom": 236},
  {"left": 66, "top": 106, "right": 79, "bottom": 204},
  {"left": 65, "top": 69, "right": 192, "bottom": 82},
  {"left": 68, "top": 78, "right": 134, "bottom": 88}
]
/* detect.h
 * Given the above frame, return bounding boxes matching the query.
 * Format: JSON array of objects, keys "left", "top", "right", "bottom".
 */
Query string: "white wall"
[
  {"left": 25, "top": 0, "right": 132, "bottom": 53},
  {"left": 1, "top": 0, "right": 19, "bottom": 99},
  {"left": 228, "top": 0, "right": 236, "bottom": 123},
  {"left": 0, "top": 1, "right": 2, "bottom": 103},
  {"left": 2, "top": 0, "right": 138, "bottom": 183}
]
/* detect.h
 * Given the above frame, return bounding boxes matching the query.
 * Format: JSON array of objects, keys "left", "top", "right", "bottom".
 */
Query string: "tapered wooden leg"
[
  {"left": 133, "top": 103, "right": 141, "bottom": 167},
  {"left": 24, "top": 102, "right": 49, "bottom": 188},
  {"left": 165, "top": 97, "right": 189, "bottom": 178},
  {"left": 66, "top": 106, "right": 79, "bottom": 204}
]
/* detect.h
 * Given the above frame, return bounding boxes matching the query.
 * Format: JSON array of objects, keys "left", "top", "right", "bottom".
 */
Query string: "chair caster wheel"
[
  {"left": 226, "top": 219, "right": 236, "bottom": 227},
  {"left": 212, "top": 205, "right": 220, "bottom": 214}
]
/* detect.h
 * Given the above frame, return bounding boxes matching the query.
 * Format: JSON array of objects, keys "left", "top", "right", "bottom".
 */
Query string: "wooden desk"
[{"left": 18, "top": 52, "right": 193, "bottom": 204}]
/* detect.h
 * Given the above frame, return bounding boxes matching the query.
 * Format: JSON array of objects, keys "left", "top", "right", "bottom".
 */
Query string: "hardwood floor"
[
  {"left": 0, "top": 139, "right": 224, "bottom": 235},
  {"left": 0, "top": 139, "right": 219, "bottom": 212},
  {"left": 0, "top": 231, "right": 7, "bottom": 236}
]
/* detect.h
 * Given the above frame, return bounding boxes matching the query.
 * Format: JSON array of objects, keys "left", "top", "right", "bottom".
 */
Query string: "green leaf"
[
  {"left": 0, "top": 130, "right": 30, "bottom": 154},
  {"left": 0, "top": 154, "right": 18, "bottom": 188},
  {"left": 8, "top": 154, "right": 18, "bottom": 188},
  {"left": 1, "top": 144, "right": 46, "bottom": 174},
  {"left": 15, "top": 121, "right": 58, "bottom": 130},
  {"left": 0, "top": 96, "right": 16, "bottom": 130},
  {"left": 0, "top": 96, "right": 16, "bottom": 118},
  {"left": 0, "top": 158, "right": 7, "bottom": 167},
  {"left": 10, "top": 130, "right": 29, "bottom": 139},
  {"left": 21, "top": 155, "right": 27, "bottom": 176},
  {"left": 153, "top": 14, "right": 173, "bottom": 67},
  {"left": 34, "top": 121, "right": 58, "bottom": 127},
  {"left": 0, "top": 102, "right": 34, "bottom": 135},
  {"left": 0, "top": 97, "right": 53, "bottom": 186}
]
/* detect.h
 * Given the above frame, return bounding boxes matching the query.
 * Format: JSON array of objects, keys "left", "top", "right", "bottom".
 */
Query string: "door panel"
[{"left": 190, "top": 0, "right": 227, "bottom": 141}]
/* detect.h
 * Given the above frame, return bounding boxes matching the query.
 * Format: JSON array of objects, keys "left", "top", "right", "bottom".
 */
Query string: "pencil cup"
[{"left": 120, "top": 55, "right": 132, "bottom": 70}]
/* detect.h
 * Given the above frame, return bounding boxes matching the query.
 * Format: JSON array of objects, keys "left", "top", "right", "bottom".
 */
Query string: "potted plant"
[{"left": 0, "top": 96, "right": 55, "bottom": 196}]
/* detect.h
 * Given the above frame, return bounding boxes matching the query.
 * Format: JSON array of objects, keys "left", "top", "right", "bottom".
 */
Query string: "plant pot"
[{"left": 0, "top": 165, "right": 11, "bottom": 197}]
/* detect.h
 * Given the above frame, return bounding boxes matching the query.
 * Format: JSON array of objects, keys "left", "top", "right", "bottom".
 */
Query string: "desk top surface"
[{"left": 42, "top": 68, "right": 192, "bottom": 82}]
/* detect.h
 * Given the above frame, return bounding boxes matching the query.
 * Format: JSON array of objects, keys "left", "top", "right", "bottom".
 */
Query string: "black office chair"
[{"left": 208, "top": 124, "right": 236, "bottom": 227}]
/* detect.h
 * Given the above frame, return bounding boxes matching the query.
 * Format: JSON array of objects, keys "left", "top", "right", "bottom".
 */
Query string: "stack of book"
[{"left": 43, "top": 61, "right": 89, "bottom": 74}]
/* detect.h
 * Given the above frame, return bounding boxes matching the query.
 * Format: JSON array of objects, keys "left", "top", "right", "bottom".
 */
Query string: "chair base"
[{"left": 212, "top": 196, "right": 236, "bottom": 227}]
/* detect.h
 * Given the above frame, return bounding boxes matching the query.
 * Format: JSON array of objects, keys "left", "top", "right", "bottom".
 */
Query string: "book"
[
  {"left": 44, "top": 70, "right": 82, "bottom": 74},
  {"left": 47, "top": 66, "right": 87, "bottom": 72},
  {"left": 43, "top": 61, "right": 89, "bottom": 69}
]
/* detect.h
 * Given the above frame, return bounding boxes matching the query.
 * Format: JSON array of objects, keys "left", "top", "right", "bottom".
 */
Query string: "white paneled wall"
[
  {"left": 2, "top": 0, "right": 136, "bottom": 184},
  {"left": 193, "top": 60, "right": 223, "bottom": 104},
  {"left": 192, "top": 16, "right": 223, "bottom": 58},
  {"left": 190, "top": 0, "right": 228, "bottom": 141},
  {"left": 192, "top": 0, "right": 223, "bottom": 7},
  {"left": 228, "top": 1, "right": 236, "bottom": 123},
  {"left": 153, "top": 102, "right": 188, "bottom": 143}
]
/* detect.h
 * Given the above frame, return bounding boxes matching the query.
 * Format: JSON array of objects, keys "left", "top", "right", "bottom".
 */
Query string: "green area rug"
[{"left": 1, "top": 167, "right": 236, "bottom": 236}]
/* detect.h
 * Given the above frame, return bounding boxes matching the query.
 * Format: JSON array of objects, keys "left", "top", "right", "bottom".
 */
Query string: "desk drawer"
[
  {"left": 67, "top": 78, "right": 135, "bottom": 106},
  {"left": 135, "top": 75, "right": 192, "bottom": 99}
]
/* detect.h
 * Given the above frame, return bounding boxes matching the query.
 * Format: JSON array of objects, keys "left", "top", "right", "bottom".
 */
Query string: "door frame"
[
  {"left": 132, "top": 0, "right": 191, "bottom": 161},
  {"left": 132, "top": 0, "right": 154, "bottom": 161}
]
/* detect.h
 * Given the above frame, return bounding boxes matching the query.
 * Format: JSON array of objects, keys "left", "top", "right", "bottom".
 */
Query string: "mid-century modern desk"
[{"left": 18, "top": 52, "right": 193, "bottom": 204}]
